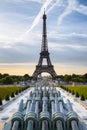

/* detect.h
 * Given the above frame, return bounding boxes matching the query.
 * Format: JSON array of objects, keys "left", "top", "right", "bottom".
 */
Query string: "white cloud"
[
  {"left": 57, "top": 0, "right": 87, "bottom": 25},
  {"left": 0, "top": 22, "right": 27, "bottom": 48},
  {"left": 75, "top": 4, "right": 87, "bottom": 15},
  {"left": 25, "top": 0, "right": 52, "bottom": 33},
  {"left": 57, "top": 0, "right": 77, "bottom": 25},
  {"left": 48, "top": 32, "right": 87, "bottom": 39},
  {"left": 47, "top": 0, "right": 61, "bottom": 14},
  {"left": 48, "top": 31, "right": 87, "bottom": 51},
  {"left": 2, "top": 0, "right": 43, "bottom": 3},
  {"left": 50, "top": 42, "right": 87, "bottom": 51}
]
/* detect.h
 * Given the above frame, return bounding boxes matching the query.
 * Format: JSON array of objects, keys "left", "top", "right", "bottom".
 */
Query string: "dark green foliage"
[
  {"left": 5, "top": 95, "right": 9, "bottom": 101},
  {"left": 23, "top": 74, "right": 30, "bottom": 81},
  {"left": 0, "top": 76, "right": 14, "bottom": 84},
  {"left": 0, "top": 72, "right": 87, "bottom": 84},
  {"left": 81, "top": 94, "right": 85, "bottom": 101},
  {"left": 15, "top": 91, "right": 18, "bottom": 95},
  {"left": 18, "top": 90, "right": 21, "bottom": 93},
  {"left": 75, "top": 92, "right": 79, "bottom": 97},
  {"left": 60, "top": 73, "right": 87, "bottom": 83},
  {"left": 83, "top": 73, "right": 87, "bottom": 82},
  {"left": 64, "top": 74, "right": 71, "bottom": 83},
  {"left": 0, "top": 73, "right": 32, "bottom": 85},
  {"left": 0, "top": 98, "right": 2, "bottom": 105},
  {"left": 65, "top": 87, "right": 68, "bottom": 91},
  {"left": 11, "top": 92, "right": 14, "bottom": 97},
  {"left": 60, "top": 86, "right": 63, "bottom": 89},
  {"left": 72, "top": 90, "right": 75, "bottom": 95},
  {"left": 69, "top": 90, "right": 71, "bottom": 93}
]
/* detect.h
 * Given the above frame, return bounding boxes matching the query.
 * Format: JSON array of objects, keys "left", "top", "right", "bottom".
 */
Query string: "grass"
[
  {"left": 64, "top": 86, "right": 87, "bottom": 99},
  {"left": 0, "top": 86, "right": 25, "bottom": 100}
]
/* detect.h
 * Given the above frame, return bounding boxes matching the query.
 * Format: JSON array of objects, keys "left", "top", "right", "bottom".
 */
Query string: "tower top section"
[
  {"left": 41, "top": 10, "right": 48, "bottom": 52},
  {"left": 43, "top": 9, "right": 47, "bottom": 20}
]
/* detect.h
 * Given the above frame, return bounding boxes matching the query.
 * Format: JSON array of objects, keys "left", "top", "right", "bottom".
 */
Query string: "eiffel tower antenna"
[
  {"left": 44, "top": 8, "right": 45, "bottom": 14},
  {"left": 32, "top": 11, "right": 57, "bottom": 79}
]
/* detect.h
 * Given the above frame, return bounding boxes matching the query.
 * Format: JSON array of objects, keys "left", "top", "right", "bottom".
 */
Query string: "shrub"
[
  {"left": 81, "top": 94, "right": 85, "bottom": 101},
  {"left": 15, "top": 91, "right": 18, "bottom": 95},
  {"left": 60, "top": 86, "right": 63, "bottom": 88},
  {"left": 18, "top": 90, "right": 21, "bottom": 93},
  {"left": 0, "top": 98, "right": 2, "bottom": 105},
  {"left": 66, "top": 88, "right": 68, "bottom": 91},
  {"left": 11, "top": 92, "right": 14, "bottom": 97},
  {"left": 75, "top": 92, "right": 79, "bottom": 97},
  {"left": 64, "top": 87, "right": 66, "bottom": 90},
  {"left": 69, "top": 90, "right": 71, "bottom": 93},
  {"left": 5, "top": 95, "right": 9, "bottom": 101},
  {"left": 72, "top": 90, "right": 75, "bottom": 95}
]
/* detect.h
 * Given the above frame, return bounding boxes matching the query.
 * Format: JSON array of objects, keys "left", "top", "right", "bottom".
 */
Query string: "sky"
[{"left": 0, "top": 0, "right": 87, "bottom": 76}]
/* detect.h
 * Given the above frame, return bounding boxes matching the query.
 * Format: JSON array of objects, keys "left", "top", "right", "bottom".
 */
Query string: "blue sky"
[{"left": 0, "top": 0, "right": 87, "bottom": 75}]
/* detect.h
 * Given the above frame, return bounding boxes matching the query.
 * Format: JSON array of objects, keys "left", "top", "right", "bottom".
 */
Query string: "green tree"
[
  {"left": 0, "top": 73, "right": 3, "bottom": 79},
  {"left": 0, "top": 76, "right": 14, "bottom": 84},
  {"left": 23, "top": 74, "right": 30, "bottom": 81},
  {"left": 2, "top": 73, "right": 9, "bottom": 78},
  {"left": 64, "top": 75, "right": 71, "bottom": 83},
  {"left": 83, "top": 73, "right": 87, "bottom": 82}
]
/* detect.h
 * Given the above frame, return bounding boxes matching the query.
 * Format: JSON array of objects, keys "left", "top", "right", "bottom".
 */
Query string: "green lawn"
[
  {"left": 65, "top": 86, "right": 87, "bottom": 99},
  {"left": 0, "top": 86, "right": 24, "bottom": 100}
]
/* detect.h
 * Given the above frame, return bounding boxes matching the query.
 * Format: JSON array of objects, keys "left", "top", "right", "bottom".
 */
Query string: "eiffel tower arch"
[{"left": 32, "top": 11, "right": 57, "bottom": 79}]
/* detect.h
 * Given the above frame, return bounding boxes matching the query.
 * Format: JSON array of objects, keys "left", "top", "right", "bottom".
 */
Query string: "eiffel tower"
[{"left": 32, "top": 11, "right": 57, "bottom": 79}]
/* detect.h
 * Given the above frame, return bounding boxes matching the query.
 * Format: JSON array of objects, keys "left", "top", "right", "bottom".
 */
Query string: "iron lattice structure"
[{"left": 32, "top": 11, "right": 57, "bottom": 79}]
